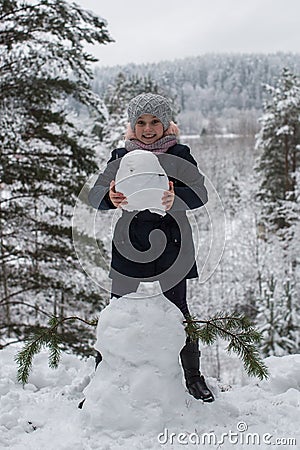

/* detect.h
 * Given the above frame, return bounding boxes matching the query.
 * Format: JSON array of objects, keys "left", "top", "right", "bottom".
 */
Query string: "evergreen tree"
[
  {"left": 0, "top": 0, "right": 112, "bottom": 353},
  {"left": 280, "top": 279, "right": 300, "bottom": 353},
  {"left": 254, "top": 68, "right": 300, "bottom": 356},
  {"left": 256, "top": 275, "right": 284, "bottom": 356},
  {"left": 256, "top": 276, "right": 299, "bottom": 356},
  {"left": 102, "top": 72, "right": 138, "bottom": 150},
  {"left": 255, "top": 68, "right": 300, "bottom": 236}
]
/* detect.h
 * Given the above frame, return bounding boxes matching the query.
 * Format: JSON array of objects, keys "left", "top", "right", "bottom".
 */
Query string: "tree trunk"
[{"left": 0, "top": 202, "right": 11, "bottom": 337}]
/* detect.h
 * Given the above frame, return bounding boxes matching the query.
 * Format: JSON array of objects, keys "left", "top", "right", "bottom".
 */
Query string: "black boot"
[{"left": 180, "top": 339, "right": 214, "bottom": 402}]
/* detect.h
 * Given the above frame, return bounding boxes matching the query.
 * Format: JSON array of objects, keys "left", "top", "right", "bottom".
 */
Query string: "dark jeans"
[{"left": 111, "top": 276, "right": 190, "bottom": 317}]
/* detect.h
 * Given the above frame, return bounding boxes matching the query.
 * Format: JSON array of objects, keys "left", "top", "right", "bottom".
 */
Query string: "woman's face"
[{"left": 134, "top": 114, "right": 164, "bottom": 144}]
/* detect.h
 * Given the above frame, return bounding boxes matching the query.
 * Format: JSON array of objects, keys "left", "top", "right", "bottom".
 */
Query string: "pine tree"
[
  {"left": 102, "top": 72, "right": 138, "bottom": 150},
  {"left": 280, "top": 279, "right": 300, "bottom": 353},
  {"left": 254, "top": 68, "right": 300, "bottom": 356},
  {"left": 256, "top": 276, "right": 299, "bottom": 356},
  {"left": 256, "top": 275, "right": 284, "bottom": 356},
  {"left": 255, "top": 68, "right": 300, "bottom": 237},
  {"left": 0, "top": 0, "right": 113, "bottom": 353}
]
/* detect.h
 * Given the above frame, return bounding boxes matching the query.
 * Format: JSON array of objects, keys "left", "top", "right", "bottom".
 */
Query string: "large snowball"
[
  {"left": 115, "top": 150, "right": 169, "bottom": 215},
  {"left": 82, "top": 293, "right": 187, "bottom": 433}
]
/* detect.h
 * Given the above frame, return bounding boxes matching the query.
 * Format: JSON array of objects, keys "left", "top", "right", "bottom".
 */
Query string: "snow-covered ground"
[{"left": 1, "top": 293, "right": 299, "bottom": 450}]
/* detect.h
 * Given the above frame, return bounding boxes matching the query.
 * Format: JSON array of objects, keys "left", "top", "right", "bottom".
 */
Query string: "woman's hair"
[{"left": 124, "top": 121, "right": 180, "bottom": 141}]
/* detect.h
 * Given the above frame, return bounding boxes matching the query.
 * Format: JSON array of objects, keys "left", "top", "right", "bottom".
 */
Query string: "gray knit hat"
[{"left": 127, "top": 93, "right": 172, "bottom": 131}]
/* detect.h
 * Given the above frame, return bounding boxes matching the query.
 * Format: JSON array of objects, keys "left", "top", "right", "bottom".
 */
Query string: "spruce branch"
[
  {"left": 184, "top": 312, "right": 269, "bottom": 380},
  {"left": 15, "top": 315, "right": 98, "bottom": 385}
]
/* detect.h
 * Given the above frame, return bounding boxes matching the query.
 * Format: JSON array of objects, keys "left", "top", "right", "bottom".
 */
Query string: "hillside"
[
  {"left": 1, "top": 294, "right": 299, "bottom": 449},
  {"left": 92, "top": 52, "right": 300, "bottom": 133}
]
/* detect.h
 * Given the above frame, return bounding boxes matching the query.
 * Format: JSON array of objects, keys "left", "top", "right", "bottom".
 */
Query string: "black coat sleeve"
[
  {"left": 88, "top": 150, "right": 122, "bottom": 210},
  {"left": 170, "top": 146, "right": 208, "bottom": 211}
]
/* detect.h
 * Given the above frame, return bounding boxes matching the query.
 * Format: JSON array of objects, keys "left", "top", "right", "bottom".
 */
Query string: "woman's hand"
[
  {"left": 109, "top": 180, "right": 128, "bottom": 208},
  {"left": 162, "top": 181, "right": 175, "bottom": 211}
]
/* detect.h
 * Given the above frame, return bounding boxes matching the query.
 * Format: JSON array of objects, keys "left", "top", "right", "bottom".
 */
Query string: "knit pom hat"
[{"left": 127, "top": 93, "right": 173, "bottom": 131}]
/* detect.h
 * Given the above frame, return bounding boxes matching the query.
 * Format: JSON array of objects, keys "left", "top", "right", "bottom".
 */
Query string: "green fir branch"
[
  {"left": 15, "top": 310, "right": 269, "bottom": 385},
  {"left": 184, "top": 312, "right": 269, "bottom": 380},
  {"left": 15, "top": 315, "right": 98, "bottom": 385}
]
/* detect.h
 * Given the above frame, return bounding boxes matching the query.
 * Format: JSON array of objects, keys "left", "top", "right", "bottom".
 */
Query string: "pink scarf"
[{"left": 125, "top": 135, "right": 177, "bottom": 154}]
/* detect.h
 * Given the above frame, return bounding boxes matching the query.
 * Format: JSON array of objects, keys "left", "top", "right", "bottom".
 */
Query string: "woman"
[{"left": 88, "top": 93, "right": 214, "bottom": 402}]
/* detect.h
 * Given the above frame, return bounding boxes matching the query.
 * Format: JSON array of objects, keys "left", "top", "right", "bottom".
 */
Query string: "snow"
[
  {"left": 82, "top": 294, "right": 187, "bottom": 434},
  {"left": 1, "top": 293, "right": 300, "bottom": 449},
  {"left": 115, "top": 150, "right": 169, "bottom": 215},
  {"left": 180, "top": 134, "right": 242, "bottom": 140}
]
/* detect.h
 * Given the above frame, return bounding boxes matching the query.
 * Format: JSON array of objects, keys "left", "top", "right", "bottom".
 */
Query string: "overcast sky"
[{"left": 75, "top": 0, "right": 300, "bottom": 67}]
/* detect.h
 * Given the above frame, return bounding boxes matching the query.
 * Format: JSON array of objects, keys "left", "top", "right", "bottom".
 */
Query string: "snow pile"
[
  {"left": 82, "top": 293, "right": 188, "bottom": 433},
  {"left": 255, "top": 354, "right": 300, "bottom": 394},
  {"left": 0, "top": 347, "right": 94, "bottom": 449},
  {"left": 0, "top": 294, "right": 299, "bottom": 449}
]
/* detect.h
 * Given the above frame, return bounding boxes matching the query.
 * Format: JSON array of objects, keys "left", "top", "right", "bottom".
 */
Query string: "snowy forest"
[
  {"left": 1, "top": 0, "right": 299, "bottom": 361},
  {"left": 1, "top": 0, "right": 300, "bottom": 447}
]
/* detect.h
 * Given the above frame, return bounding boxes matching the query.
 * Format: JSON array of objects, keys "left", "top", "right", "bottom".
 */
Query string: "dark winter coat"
[{"left": 88, "top": 144, "right": 208, "bottom": 285}]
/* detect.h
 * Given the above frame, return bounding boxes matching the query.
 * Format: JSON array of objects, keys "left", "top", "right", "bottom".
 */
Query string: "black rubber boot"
[{"left": 180, "top": 339, "right": 215, "bottom": 402}]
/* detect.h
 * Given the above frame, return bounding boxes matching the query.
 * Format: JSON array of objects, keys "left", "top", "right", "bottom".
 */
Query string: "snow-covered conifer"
[
  {"left": 254, "top": 68, "right": 300, "bottom": 355},
  {"left": 0, "top": 0, "right": 112, "bottom": 352}
]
